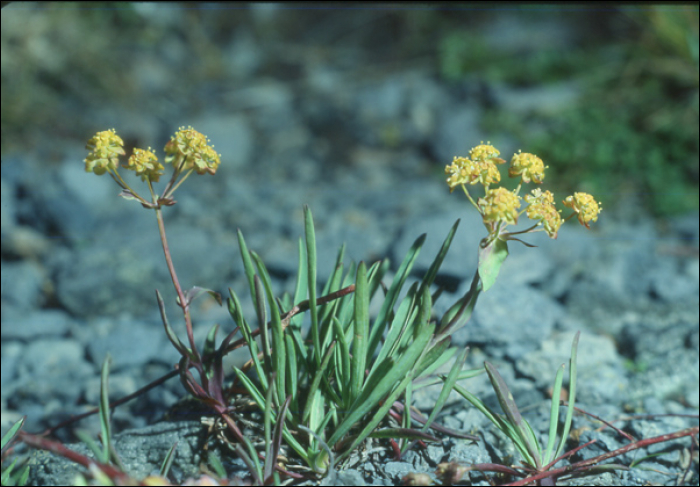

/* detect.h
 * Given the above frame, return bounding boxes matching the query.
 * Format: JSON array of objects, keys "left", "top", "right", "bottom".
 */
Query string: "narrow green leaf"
[
  {"left": 367, "top": 234, "right": 426, "bottom": 362},
  {"left": 329, "top": 323, "right": 434, "bottom": 449},
  {"left": 203, "top": 324, "right": 219, "bottom": 363},
  {"left": 228, "top": 288, "right": 267, "bottom": 391},
  {"left": 207, "top": 451, "right": 227, "bottom": 479},
  {"left": 478, "top": 237, "right": 508, "bottom": 292},
  {"left": 263, "top": 373, "right": 276, "bottom": 481},
  {"left": 484, "top": 361, "right": 541, "bottom": 469},
  {"left": 285, "top": 334, "right": 298, "bottom": 406},
  {"left": 437, "top": 271, "right": 482, "bottom": 338},
  {"left": 156, "top": 289, "right": 190, "bottom": 359},
  {"left": 98, "top": 354, "right": 112, "bottom": 464},
  {"left": 252, "top": 253, "right": 286, "bottom": 407},
  {"left": 1, "top": 417, "right": 24, "bottom": 453},
  {"left": 335, "top": 324, "right": 435, "bottom": 463},
  {"left": 304, "top": 205, "right": 321, "bottom": 366},
  {"left": 233, "top": 366, "right": 266, "bottom": 410},
  {"left": 237, "top": 228, "right": 258, "bottom": 301},
  {"left": 543, "top": 364, "right": 565, "bottom": 466},
  {"left": 350, "top": 261, "right": 369, "bottom": 402},
  {"left": 414, "top": 338, "right": 454, "bottom": 380},
  {"left": 369, "top": 282, "right": 418, "bottom": 378},
  {"left": 159, "top": 442, "right": 178, "bottom": 477},
  {"left": 419, "top": 219, "right": 460, "bottom": 294},
  {"left": 292, "top": 237, "right": 308, "bottom": 328},
  {"left": 254, "top": 275, "right": 272, "bottom": 378},
  {"left": 554, "top": 331, "right": 580, "bottom": 462},
  {"left": 303, "top": 342, "right": 336, "bottom": 425},
  {"left": 370, "top": 428, "right": 439, "bottom": 441},
  {"left": 421, "top": 347, "right": 469, "bottom": 434},
  {"left": 332, "top": 316, "right": 351, "bottom": 405}
]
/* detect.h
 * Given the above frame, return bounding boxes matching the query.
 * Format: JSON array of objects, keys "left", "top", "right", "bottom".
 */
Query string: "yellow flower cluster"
[
  {"left": 509, "top": 150, "right": 547, "bottom": 184},
  {"left": 125, "top": 147, "right": 164, "bottom": 182},
  {"left": 446, "top": 143, "right": 601, "bottom": 239},
  {"left": 84, "top": 129, "right": 126, "bottom": 175},
  {"left": 85, "top": 127, "right": 221, "bottom": 181},
  {"left": 444, "top": 143, "right": 505, "bottom": 191},
  {"left": 164, "top": 126, "right": 221, "bottom": 175},
  {"left": 479, "top": 187, "right": 521, "bottom": 226},
  {"left": 524, "top": 189, "right": 562, "bottom": 238},
  {"left": 563, "top": 192, "right": 602, "bottom": 229}
]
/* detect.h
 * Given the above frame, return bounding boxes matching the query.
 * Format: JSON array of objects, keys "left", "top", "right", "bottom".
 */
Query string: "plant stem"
[{"left": 154, "top": 207, "right": 201, "bottom": 364}]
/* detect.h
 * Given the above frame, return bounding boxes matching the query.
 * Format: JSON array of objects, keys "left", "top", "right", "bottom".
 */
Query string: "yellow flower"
[
  {"left": 469, "top": 142, "right": 506, "bottom": 166},
  {"left": 509, "top": 151, "right": 546, "bottom": 184},
  {"left": 85, "top": 129, "right": 126, "bottom": 175},
  {"left": 479, "top": 187, "right": 521, "bottom": 226},
  {"left": 445, "top": 156, "right": 470, "bottom": 191},
  {"left": 445, "top": 155, "right": 501, "bottom": 191},
  {"left": 125, "top": 147, "right": 164, "bottom": 182},
  {"left": 563, "top": 192, "right": 602, "bottom": 229},
  {"left": 525, "top": 189, "right": 561, "bottom": 238},
  {"left": 164, "top": 126, "right": 221, "bottom": 175}
]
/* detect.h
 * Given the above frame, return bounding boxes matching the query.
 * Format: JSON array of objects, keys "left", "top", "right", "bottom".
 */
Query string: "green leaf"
[
  {"left": 304, "top": 206, "right": 321, "bottom": 366},
  {"left": 422, "top": 347, "right": 469, "bottom": 434},
  {"left": 237, "top": 229, "right": 258, "bottom": 302},
  {"left": 484, "top": 361, "right": 541, "bottom": 469},
  {"left": 159, "top": 442, "right": 178, "bottom": 477},
  {"left": 292, "top": 238, "right": 308, "bottom": 328},
  {"left": 329, "top": 323, "right": 434, "bottom": 449},
  {"left": 1, "top": 417, "right": 24, "bottom": 454},
  {"left": 419, "top": 219, "right": 460, "bottom": 295},
  {"left": 543, "top": 364, "right": 566, "bottom": 466},
  {"left": 228, "top": 288, "right": 267, "bottom": 391},
  {"left": 252, "top": 254, "right": 286, "bottom": 407},
  {"left": 156, "top": 290, "right": 191, "bottom": 359},
  {"left": 554, "top": 331, "right": 580, "bottom": 462},
  {"left": 350, "top": 262, "right": 369, "bottom": 402},
  {"left": 367, "top": 234, "right": 426, "bottom": 362},
  {"left": 99, "top": 355, "right": 112, "bottom": 465},
  {"left": 478, "top": 237, "right": 509, "bottom": 292}
]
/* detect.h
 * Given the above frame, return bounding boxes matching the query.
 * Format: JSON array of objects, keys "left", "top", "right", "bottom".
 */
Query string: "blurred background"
[{"left": 2, "top": 3, "right": 698, "bottom": 215}]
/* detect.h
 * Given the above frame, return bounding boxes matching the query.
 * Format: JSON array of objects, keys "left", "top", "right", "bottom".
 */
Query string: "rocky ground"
[{"left": 1, "top": 5, "right": 698, "bottom": 486}]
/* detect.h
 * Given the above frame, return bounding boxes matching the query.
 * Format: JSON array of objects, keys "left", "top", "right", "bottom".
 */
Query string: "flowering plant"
[{"left": 444, "top": 142, "right": 601, "bottom": 294}]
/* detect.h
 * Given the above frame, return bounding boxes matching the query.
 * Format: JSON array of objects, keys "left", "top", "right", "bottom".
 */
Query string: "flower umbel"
[
  {"left": 85, "top": 126, "right": 220, "bottom": 209},
  {"left": 125, "top": 147, "right": 164, "bottom": 182},
  {"left": 524, "top": 189, "right": 562, "bottom": 238},
  {"left": 85, "top": 129, "right": 125, "bottom": 175},
  {"left": 469, "top": 143, "right": 506, "bottom": 166},
  {"left": 479, "top": 187, "right": 521, "bottom": 226},
  {"left": 509, "top": 150, "right": 546, "bottom": 184},
  {"left": 563, "top": 192, "right": 602, "bottom": 229},
  {"left": 164, "top": 126, "right": 221, "bottom": 175}
]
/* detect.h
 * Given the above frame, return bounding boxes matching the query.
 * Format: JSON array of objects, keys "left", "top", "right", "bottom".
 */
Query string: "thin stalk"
[{"left": 154, "top": 207, "right": 200, "bottom": 364}]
